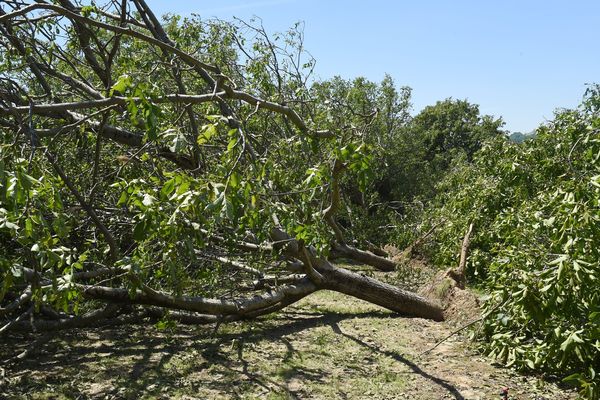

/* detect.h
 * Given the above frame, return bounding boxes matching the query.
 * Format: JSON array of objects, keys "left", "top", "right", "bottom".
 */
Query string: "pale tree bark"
[{"left": 446, "top": 223, "right": 474, "bottom": 289}]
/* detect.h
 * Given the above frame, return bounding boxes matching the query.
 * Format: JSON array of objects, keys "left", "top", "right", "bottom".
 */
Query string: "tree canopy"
[{"left": 423, "top": 87, "right": 600, "bottom": 399}]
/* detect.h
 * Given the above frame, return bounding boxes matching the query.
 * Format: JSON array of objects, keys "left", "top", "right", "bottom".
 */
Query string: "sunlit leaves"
[
  {"left": 110, "top": 74, "right": 132, "bottom": 96},
  {"left": 427, "top": 89, "right": 600, "bottom": 398}
]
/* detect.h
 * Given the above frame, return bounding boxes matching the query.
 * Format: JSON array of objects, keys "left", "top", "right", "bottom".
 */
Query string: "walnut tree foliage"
[
  {"left": 0, "top": 0, "right": 443, "bottom": 354},
  {"left": 426, "top": 87, "right": 600, "bottom": 399}
]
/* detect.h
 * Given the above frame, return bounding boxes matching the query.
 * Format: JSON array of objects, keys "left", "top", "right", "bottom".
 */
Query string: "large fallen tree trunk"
[
  {"left": 318, "top": 263, "right": 443, "bottom": 320},
  {"left": 4, "top": 225, "right": 443, "bottom": 336},
  {"left": 6, "top": 234, "right": 443, "bottom": 335},
  {"left": 4, "top": 268, "right": 443, "bottom": 336},
  {"left": 72, "top": 264, "right": 443, "bottom": 322}
]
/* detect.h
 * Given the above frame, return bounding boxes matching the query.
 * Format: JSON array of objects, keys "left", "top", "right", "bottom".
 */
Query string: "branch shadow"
[
  {"left": 328, "top": 319, "right": 465, "bottom": 400},
  {"left": 2, "top": 309, "right": 464, "bottom": 399}
]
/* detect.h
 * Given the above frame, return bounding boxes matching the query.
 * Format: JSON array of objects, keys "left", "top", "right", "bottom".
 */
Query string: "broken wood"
[
  {"left": 0, "top": 0, "right": 445, "bottom": 347},
  {"left": 446, "top": 222, "right": 474, "bottom": 289}
]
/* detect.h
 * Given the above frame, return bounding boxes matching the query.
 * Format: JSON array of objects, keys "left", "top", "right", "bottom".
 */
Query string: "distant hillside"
[{"left": 508, "top": 130, "right": 536, "bottom": 143}]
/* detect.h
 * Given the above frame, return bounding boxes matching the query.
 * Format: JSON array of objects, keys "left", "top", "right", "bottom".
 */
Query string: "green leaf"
[
  {"left": 117, "top": 190, "right": 128, "bottom": 206},
  {"left": 197, "top": 124, "right": 218, "bottom": 145},
  {"left": 549, "top": 254, "right": 568, "bottom": 265},
  {"left": 111, "top": 74, "right": 131, "bottom": 95},
  {"left": 229, "top": 172, "right": 240, "bottom": 189},
  {"left": 133, "top": 219, "right": 148, "bottom": 241},
  {"left": 161, "top": 178, "right": 176, "bottom": 197},
  {"left": 18, "top": 171, "right": 39, "bottom": 191},
  {"left": 24, "top": 218, "right": 34, "bottom": 238},
  {"left": 80, "top": 5, "right": 97, "bottom": 17},
  {"left": 562, "top": 373, "right": 583, "bottom": 383},
  {"left": 227, "top": 136, "right": 238, "bottom": 153}
]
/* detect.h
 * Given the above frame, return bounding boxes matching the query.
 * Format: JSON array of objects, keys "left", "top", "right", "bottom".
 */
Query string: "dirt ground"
[{"left": 0, "top": 268, "right": 577, "bottom": 400}]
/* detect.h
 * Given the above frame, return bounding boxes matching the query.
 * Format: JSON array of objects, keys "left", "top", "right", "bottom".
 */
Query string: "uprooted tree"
[{"left": 0, "top": 0, "right": 444, "bottom": 347}]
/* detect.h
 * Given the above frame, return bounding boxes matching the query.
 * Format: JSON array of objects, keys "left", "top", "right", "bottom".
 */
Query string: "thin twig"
[
  {"left": 419, "top": 317, "right": 483, "bottom": 357},
  {"left": 419, "top": 299, "right": 506, "bottom": 357}
]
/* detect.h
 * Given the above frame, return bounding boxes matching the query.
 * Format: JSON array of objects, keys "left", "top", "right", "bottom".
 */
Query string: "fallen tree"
[{"left": 0, "top": 0, "right": 442, "bottom": 348}]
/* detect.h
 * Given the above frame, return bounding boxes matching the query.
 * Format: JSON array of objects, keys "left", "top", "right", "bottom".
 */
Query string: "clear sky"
[{"left": 147, "top": 0, "right": 599, "bottom": 133}]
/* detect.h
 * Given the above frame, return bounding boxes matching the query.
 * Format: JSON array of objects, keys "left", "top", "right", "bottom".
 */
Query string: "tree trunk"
[
  {"left": 71, "top": 263, "right": 444, "bottom": 323},
  {"left": 316, "top": 261, "right": 444, "bottom": 321},
  {"left": 5, "top": 229, "right": 445, "bottom": 337}
]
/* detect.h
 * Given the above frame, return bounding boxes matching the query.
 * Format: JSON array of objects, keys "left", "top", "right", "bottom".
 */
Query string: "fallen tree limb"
[
  {"left": 0, "top": 286, "right": 32, "bottom": 317},
  {"left": 322, "top": 160, "right": 399, "bottom": 271},
  {"left": 330, "top": 242, "right": 397, "bottom": 272},
  {"left": 0, "top": 0, "right": 445, "bottom": 342},
  {"left": 78, "top": 278, "right": 319, "bottom": 317},
  {"left": 6, "top": 304, "right": 123, "bottom": 332},
  {"left": 271, "top": 228, "right": 444, "bottom": 320}
]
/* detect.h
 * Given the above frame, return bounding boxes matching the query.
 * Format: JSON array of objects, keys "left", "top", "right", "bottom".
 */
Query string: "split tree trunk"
[{"left": 446, "top": 222, "right": 474, "bottom": 289}]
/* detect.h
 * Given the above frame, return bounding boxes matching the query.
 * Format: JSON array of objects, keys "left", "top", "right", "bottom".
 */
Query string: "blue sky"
[{"left": 147, "top": 0, "right": 599, "bottom": 133}]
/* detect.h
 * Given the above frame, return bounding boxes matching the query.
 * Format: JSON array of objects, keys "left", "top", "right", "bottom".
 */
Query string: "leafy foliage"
[
  {"left": 0, "top": 0, "right": 448, "bottom": 340},
  {"left": 1, "top": 2, "right": 596, "bottom": 397},
  {"left": 426, "top": 88, "right": 600, "bottom": 398},
  {"left": 0, "top": 1, "right": 365, "bottom": 319}
]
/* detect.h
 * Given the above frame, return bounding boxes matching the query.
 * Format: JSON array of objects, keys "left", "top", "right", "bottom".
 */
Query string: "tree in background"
[{"left": 417, "top": 99, "right": 504, "bottom": 161}]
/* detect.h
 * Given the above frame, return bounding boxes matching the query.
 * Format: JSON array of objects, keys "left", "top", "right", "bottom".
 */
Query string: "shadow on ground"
[{"left": 1, "top": 308, "right": 465, "bottom": 399}]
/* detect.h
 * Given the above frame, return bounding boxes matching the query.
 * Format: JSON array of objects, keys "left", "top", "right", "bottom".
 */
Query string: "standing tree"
[
  {"left": 379, "top": 98, "right": 506, "bottom": 204},
  {"left": 0, "top": 0, "right": 443, "bottom": 346},
  {"left": 414, "top": 98, "right": 504, "bottom": 166}
]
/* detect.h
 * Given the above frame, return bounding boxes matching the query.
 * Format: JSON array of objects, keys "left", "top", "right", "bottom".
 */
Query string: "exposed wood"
[
  {"left": 458, "top": 223, "right": 474, "bottom": 277},
  {"left": 446, "top": 222, "right": 474, "bottom": 289}
]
